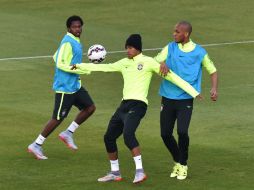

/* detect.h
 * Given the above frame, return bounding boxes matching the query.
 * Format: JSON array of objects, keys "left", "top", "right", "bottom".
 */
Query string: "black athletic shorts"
[{"left": 52, "top": 87, "right": 94, "bottom": 120}]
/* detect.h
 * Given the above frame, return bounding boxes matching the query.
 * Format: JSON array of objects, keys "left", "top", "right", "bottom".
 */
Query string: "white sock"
[
  {"left": 110, "top": 159, "right": 120, "bottom": 172},
  {"left": 35, "top": 134, "right": 46, "bottom": 145},
  {"left": 67, "top": 121, "right": 79, "bottom": 133},
  {"left": 133, "top": 155, "right": 143, "bottom": 170}
]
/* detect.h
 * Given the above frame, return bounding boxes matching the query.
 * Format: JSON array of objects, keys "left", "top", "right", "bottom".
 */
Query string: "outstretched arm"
[{"left": 73, "top": 60, "right": 123, "bottom": 73}]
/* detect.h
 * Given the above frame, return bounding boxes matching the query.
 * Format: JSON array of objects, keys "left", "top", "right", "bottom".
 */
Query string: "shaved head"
[
  {"left": 177, "top": 21, "right": 192, "bottom": 36},
  {"left": 173, "top": 21, "right": 193, "bottom": 44}
]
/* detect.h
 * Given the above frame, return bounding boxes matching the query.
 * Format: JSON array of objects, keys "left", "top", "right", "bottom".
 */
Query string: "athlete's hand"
[
  {"left": 71, "top": 64, "right": 77, "bottom": 70},
  {"left": 210, "top": 88, "right": 218, "bottom": 101},
  {"left": 196, "top": 94, "right": 203, "bottom": 100},
  {"left": 159, "top": 62, "right": 170, "bottom": 77}
]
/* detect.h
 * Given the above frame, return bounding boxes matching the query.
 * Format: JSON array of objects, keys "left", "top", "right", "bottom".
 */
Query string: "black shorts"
[{"left": 52, "top": 87, "right": 94, "bottom": 120}]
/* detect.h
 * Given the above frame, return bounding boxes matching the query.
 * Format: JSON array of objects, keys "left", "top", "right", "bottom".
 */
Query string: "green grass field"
[{"left": 0, "top": 0, "right": 254, "bottom": 189}]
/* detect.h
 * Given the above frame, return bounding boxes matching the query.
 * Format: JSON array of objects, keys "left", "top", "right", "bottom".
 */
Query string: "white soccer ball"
[{"left": 87, "top": 44, "right": 107, "bottom": 63}]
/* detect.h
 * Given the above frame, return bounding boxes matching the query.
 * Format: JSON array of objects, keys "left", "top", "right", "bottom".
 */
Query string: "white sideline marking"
[{"left": 0, "top": 40, "right": 254, "bottom": 62}]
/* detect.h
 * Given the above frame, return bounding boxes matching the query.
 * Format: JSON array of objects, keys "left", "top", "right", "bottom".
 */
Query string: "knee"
[
  {"left": 104, "top": 133, "right": 113, "bottom": 144},
  {"left": 87, "top": 104, "right": 96, "bottom": 115},
  {"left": 123, "top": 133, "right": 138, "bottom": 150},
  {"left": 160, "top": 133, "right": 168, "bottom": 141},
  {"left": 53, "top": 118, "right": 63, "bottom": 124},
  {"left": 177, "top": 132, "right": 189, "bottom": 147},
  {"left": 104, "top": 133, "right": 117, "bottom": 152},
  {"left": 177, "top": 131, "right": 188, "bottom": 138},
  {"left": 161, "top": 133, "right": 174, "bottom": 142}
]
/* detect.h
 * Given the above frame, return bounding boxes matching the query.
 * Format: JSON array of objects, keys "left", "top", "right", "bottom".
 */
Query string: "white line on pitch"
[{"left": 0, "top": 40, "right": 254, "bottom": 62}]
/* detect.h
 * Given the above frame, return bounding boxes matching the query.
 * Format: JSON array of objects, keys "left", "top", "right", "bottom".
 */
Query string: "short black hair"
[
  {"left": 66, "top": 15, "right": 83, "bottom": 28},
  {"left": 178, "top": 21, "right": 192, "bottom": 35}
]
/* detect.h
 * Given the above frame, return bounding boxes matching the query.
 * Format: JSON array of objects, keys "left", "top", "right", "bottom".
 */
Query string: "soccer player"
[
  {"left": 154, "top": 21, "right": 218, "bottom": 180},
  {"left": 70, "top": 34, "right": 200, "bottom": 183},
  {"left": 27, "top": 16, "right": 95, "bottom": 160}
]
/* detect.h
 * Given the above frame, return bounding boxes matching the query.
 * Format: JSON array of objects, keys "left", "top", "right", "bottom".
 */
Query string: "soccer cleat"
[
  {"left": 170, "top": 163, "right": 180, "bottom": 178},
  {"left": 133, "top": 171, "right": 147, "bottom": 184},
  {"left": 27, "top": 143, "right": 48, "bottom": 160},
  {"left": 59, "top": 130, "right": 78, "bottom": 150},
  {"left": 177, "top": 165, "right": 188, "bottom": 180},
  {"left": 97, "top": 172, "right": 123, "bottom": 182}
]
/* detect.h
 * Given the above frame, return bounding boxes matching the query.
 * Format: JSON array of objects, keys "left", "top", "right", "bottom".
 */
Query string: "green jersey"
[{"left": 72, "top": 53, "right": 199, "bottom": 104}]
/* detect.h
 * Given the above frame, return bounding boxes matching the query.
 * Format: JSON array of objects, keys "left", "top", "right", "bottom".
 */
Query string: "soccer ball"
[{"left": 87, "top": 44, "right": 107, "bottom": 63}]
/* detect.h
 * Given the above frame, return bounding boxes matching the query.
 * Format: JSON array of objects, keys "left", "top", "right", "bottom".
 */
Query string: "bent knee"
[
  {"left": 161, "top": 133, "right": 174, "bottom": 141},
  {"left": 177, "top": 131, "right": 188, "bottom": 137},
  {"left": 123, "top": 133, "right": 138, "bottom": 150},
  {"left": 87, "top": 104, "right": 96, "bottom": 114}
]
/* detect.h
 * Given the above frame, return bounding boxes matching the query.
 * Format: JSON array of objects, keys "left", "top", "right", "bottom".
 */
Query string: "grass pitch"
[{"left": 0, "top": 1, "right": 254, "bottom": 190}]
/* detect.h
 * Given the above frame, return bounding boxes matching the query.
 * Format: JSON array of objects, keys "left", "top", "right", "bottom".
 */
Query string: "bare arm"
[
  {"left": 210, "top": 71, "right": 218, "bottom": 101},
  {"left": 202, "top": 54, "right": 218, "bottom": 101}
]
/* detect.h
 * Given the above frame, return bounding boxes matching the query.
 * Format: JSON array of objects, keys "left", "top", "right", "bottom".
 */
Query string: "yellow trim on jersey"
[{"left": 57, "top": 93, "right": 65, "bottom": 120}]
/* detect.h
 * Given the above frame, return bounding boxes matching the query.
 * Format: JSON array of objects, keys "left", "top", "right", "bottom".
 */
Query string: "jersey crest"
[{"left": 137, "top": 63, "right": 144, "bottom": 70}]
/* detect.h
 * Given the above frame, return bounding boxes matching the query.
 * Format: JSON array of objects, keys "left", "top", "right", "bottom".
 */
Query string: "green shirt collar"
[
  {"left": 178, "top": 39, "right": 196, "bottom": 52},
  {"left": 67, "top": 32, "right": 80, "bottom": 43}
]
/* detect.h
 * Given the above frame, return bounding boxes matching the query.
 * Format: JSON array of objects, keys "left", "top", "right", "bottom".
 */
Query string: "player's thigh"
[
  {"left": 176, "top": 99, "right": 193, "bottom": 134},
  {"left": 160, "top": 97, "right": 177, "bottom": 134},
  {"left": 105, "top": 108, "right": 124, "bottom": 139},
  {"left": 123, "top": 102, "right": 147, "bottom": 134},
  {"left": 74, "top": 87, "right": 94, "bottom": 110},
  {"left": 52, "top": 93, "right": 75, "bottom": 120}
]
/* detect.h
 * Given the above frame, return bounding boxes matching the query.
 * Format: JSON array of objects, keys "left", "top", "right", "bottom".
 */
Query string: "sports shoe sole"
[
  {"left": 177, "top": 176, "right": 187, "bottom": 180},
  {"left": 98, "top": 177, "right": 123, "bottom": 182},
  {"left": 58, "top": 136, "right": 78, "bottom": 151},
  {"left": 170, "top": 173, "right": 178, "bottom": 178},
  {"left": 27, "top": 148, "right": 48, "bottom": 160},
  {"left": 133, "top": 175, "right": 147, "bottom": 184}
]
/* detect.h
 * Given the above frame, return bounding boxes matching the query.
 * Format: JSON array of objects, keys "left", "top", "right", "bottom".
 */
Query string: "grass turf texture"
[{"left": 0, "top": 0, "right": 254, "bottom": 189}]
